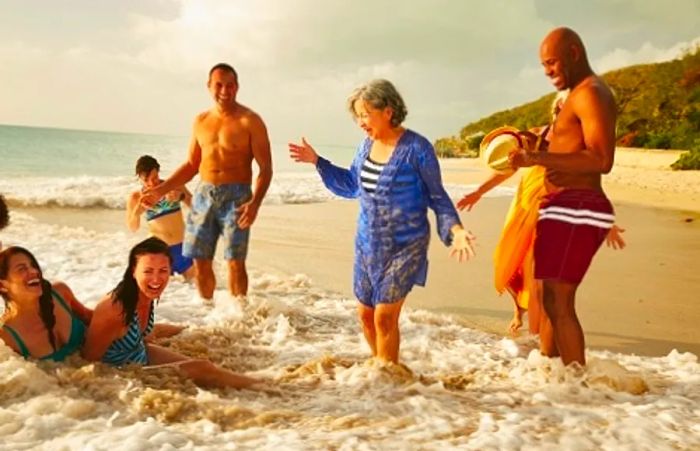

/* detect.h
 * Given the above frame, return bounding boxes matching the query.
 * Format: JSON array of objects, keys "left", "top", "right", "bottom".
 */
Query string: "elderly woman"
[
  {"left": 82, "top": 237, "right": 261, "bottom": 389},
  {"left": 0, "top": 246, "right": 92, "bottom": 361},
  {"left": 289, "top": 79, "right": 475, "bottom": 364}
]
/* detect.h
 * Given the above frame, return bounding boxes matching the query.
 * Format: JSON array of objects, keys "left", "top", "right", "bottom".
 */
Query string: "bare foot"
[
  {"left": 193, "top": 293, "right": 214, "bottom": 307},
  {"left": 508, "top": 307, "right": 525, "bottom": 335},
  {"left": 508, "top": 316, "right": 523, "bottom": 335}
]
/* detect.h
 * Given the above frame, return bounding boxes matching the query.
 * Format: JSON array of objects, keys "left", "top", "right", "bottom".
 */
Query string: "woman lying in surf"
[
  {"left": 0, "top": 246, "right": 92, "bottom": 361},
  {"left": 82, "top": 236, "right": 261, "bottom": 389}
]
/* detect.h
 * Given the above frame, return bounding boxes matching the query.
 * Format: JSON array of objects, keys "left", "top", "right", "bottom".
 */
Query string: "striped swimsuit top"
[
  {"left": 102, "top": 303, "right": 155, "bottom": 366},
  {"left": 360, "top": 156, "right": 386, "bottom": 196}
]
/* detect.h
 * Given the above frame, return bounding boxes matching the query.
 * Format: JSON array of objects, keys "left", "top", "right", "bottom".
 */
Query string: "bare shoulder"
[
  {"left": 0, "top": 327, "right": 18, "bottom": 352},
  {"left": 93, "top": 295, "right": 120, "bottom": 318},
  {"left": 0, "top": 312, "right": 20, "bottom": 351},
  {"left": 194, "top": 110, "right": 212, "bottom": 126},
  {"left": 571, "top": 76, "right": 615, "bottom": 108},
  {"left": 51, "top": 281, "right": 71, "bottom": 297},
  {"left": 238, "top": 104, "right": 266, "bottom": 129},
  {"left": 88, "top": 297, "right": 126, "bottom": 337},
  {"left": 128, "top": 190, "right": 140, "bottom": 203}
]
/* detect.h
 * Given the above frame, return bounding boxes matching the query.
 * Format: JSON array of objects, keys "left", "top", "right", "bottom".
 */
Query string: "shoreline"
[
  {"left": 439, "top": 147, "right": 700, "bottom": 214},
  {"left": 13, "top": 194, "right": 700, "bottom": 358}
]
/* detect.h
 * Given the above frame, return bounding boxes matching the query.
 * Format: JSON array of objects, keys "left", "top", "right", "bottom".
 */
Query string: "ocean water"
[
  {"left": 0, "top": 212, "right": 698, "bottom": 450},
  {"left": 5, "top": 125, "right": 696, "bottom": 449},
  {"left": 0, "top": 124, "right": 511, "bottom": 209}
]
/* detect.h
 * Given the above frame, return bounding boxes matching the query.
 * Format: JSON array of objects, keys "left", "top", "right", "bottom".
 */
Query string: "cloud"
[
  {"left": 126, "top": 1, "right": 290, "bottom": 74},
  {"left": 0, "top": 0, "right": 697, "bottom": 144},
  {"left": 123, "top": 0, "right": 550, "bottom": 73},
  {"left": 96, "top": 0, "right": 556, "bottom": 142},
  {"left": 594, "top": 36, "right": 700, "bottom": 73}
]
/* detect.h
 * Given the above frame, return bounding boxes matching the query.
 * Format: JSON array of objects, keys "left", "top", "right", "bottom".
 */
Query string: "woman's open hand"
[
  {"left": 289, "top": 137, "right": 319, "bottom": 165},
  {"left": 449, "top": 228, "right": 476, "bottom": 262}
]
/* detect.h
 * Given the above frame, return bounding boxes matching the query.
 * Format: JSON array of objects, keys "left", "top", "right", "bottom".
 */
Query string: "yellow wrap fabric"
[{"left": 493, "top": 165, "right": 548, "bottom": 312}]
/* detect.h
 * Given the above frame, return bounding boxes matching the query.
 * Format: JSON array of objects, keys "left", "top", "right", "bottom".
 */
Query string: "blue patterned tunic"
[{"left": 316, "top": 129, "right": 461, "bottom": 305}]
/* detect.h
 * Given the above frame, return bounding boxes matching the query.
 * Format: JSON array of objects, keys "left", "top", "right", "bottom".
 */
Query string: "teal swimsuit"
[
  {"left": 143, "top": 194, "right": 194, "bottom": 275},
  {"left": 145, "top": 196, "right": 182, "bottom": 221},
  {"left": 2, "top": 289, "right": 87, "bottom": 362}
]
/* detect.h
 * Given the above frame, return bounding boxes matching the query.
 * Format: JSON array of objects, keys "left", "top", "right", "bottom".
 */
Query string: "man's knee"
[
  {"left": 542, "top": 282, "right": 557, "bottom": 314},
  {"left": 194, "top": 259, "right": 213, "bottom": 272},
  {"left": 228, "top": 259, "right": 246, "bottom": 274},
  {"left": 542, "top": 280, "right": 577, "bottom": 318}
]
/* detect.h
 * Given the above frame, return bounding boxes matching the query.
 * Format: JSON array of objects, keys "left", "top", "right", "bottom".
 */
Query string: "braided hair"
[{"left": 0, "top": 247, "right": 57, "bottom": 352}]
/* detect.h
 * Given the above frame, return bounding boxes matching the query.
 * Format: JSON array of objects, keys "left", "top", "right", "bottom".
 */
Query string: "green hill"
[{"left": 436, "top": 45, "right": 700, "bottom": 165}]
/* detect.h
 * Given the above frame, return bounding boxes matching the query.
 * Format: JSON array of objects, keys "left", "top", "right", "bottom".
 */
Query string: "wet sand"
[{"left": 248, "top": 198, "right": 700, "bottom": 357}]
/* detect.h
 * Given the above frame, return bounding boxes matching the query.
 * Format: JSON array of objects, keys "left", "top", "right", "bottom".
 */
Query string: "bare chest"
[
  {"left": 550, "top": 106, "right": 585, "bottom": 154},
  {"left": 196, "top": 117, "right": 251, "bottom": 154}
]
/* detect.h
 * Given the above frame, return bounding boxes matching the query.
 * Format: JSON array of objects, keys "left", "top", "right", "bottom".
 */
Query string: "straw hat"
[{"left": 479, "top": 126, "right": 523, "bottom": 174}]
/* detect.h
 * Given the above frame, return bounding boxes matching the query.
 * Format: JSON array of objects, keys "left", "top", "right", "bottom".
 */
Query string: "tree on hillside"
[{"left": 437, "top": 47, "right": 700, "bottom": 159}]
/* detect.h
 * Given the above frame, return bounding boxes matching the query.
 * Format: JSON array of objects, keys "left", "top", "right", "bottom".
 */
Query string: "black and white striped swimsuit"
[{"left": 360, "top": 156, "right": 386, "bottom": 196}]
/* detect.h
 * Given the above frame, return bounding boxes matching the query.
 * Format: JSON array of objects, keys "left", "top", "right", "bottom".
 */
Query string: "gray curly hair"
[{"left": 347, "top": 79, "right": 408, "bottom": 128}]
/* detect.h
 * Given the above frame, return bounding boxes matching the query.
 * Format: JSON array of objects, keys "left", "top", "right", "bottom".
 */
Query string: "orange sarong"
[{"left": 493, "top": 165, "right": 548, "bottom": 331}]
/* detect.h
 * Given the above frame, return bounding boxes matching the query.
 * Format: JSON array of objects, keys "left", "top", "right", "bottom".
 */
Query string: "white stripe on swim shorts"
[
  {"left": 538, "top": 212, "right": 614, "bottom": 229},
  {"left": 539, "top": 205, "right": 615, "bottom": 222}
]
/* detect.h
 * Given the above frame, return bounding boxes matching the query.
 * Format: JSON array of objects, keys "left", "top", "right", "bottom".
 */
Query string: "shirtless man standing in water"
[
  {"left": 144, "top": 63, "right": 273, "bottom": 301},
  {"left": 509, "top": 27, "right": 617, "bottom": 366}
]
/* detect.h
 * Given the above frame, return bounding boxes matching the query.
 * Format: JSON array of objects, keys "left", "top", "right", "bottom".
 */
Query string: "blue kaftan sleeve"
[
  {"left": 315, "top": 149, "right": 363, "bottom": 199},
  {"left": 415, "top": 138, "right": 462, "bottom": 246}
]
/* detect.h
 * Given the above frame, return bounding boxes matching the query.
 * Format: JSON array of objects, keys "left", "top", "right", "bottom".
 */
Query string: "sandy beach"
[
  {"left": 439, "top": 148, "right": 700, "bottom": 214},
  {"left": 249, "top": 204, "right": 700, "bottom": 358}
]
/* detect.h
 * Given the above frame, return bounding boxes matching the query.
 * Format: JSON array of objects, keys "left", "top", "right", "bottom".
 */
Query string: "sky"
[{"left": 0, "top": 0, "right": 698, "bottom": 147}]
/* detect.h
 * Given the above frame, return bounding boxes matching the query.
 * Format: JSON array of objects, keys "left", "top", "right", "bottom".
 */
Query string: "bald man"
[{"left": 509, "top": 27, "right": 617, "bottom": 366}]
